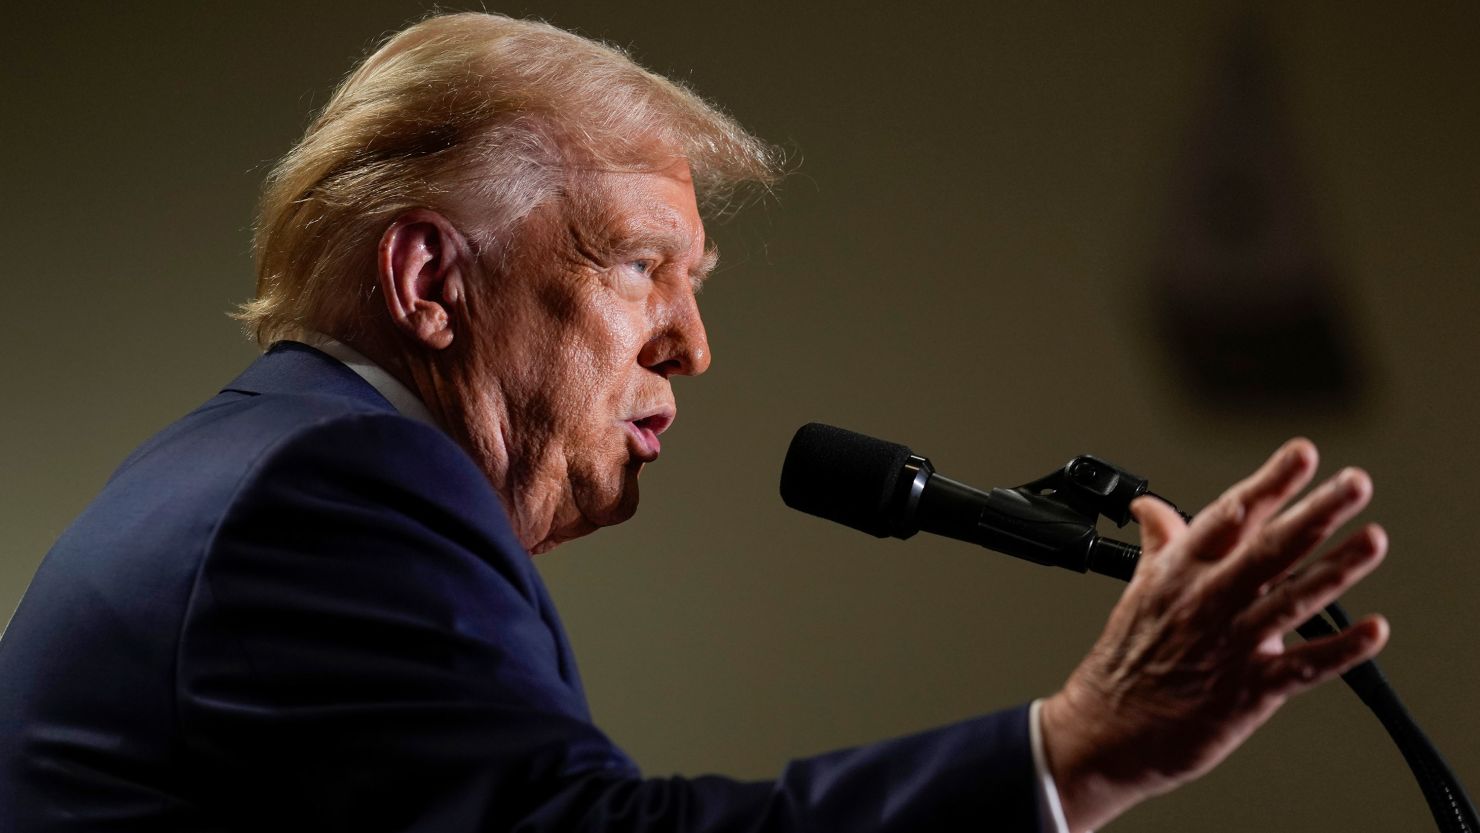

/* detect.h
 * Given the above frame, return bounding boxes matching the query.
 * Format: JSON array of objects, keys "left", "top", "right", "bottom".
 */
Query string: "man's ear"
[{"left": 377, "top": 209, "right": 475, "bottom": 351}]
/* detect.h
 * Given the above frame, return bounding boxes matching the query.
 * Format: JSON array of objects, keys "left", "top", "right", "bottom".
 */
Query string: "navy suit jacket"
[{"left": 0, "top": 342, "right": 1041, "bottom": 831}]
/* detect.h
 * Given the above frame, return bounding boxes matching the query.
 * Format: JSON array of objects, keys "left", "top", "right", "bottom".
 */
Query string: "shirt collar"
[{"left": 292, "top": 332, "right": 441, "bottom": 430}]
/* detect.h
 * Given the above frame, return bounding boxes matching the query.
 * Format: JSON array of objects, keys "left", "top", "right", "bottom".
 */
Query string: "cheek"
[
  {"left": 514, "top": 308, "right": 645, "bottom": 449},
  {"left": 567, "top": 301, "right": 649, "bottom": 392}
]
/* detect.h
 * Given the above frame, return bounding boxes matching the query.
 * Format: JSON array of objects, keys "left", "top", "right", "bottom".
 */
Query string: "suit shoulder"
[{"left": 214, "top": 407, "right": 528, "bottom": 576}]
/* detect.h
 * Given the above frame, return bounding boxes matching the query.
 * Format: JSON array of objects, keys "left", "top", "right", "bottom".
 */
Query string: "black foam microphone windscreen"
[{"left": 779, "top": 423, "right": 912, "bottom": 538}]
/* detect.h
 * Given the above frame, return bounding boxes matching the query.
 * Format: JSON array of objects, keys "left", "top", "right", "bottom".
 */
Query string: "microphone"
[{"left": 779, "top": 422, "right": 1141, "bottom": 580}]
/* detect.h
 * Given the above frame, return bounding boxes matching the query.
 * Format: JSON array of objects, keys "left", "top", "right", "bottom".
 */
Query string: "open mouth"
[
  {"left": 626, "top": 411, "right": 674, "bottom": 460},
  {"left": 633, "top": 412, "right": 672, "bottom": 435}
]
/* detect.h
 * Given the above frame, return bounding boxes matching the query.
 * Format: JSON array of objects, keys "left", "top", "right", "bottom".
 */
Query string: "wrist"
[{"left": 1040, "top": 688, "right": 1148, "bottom": 833}]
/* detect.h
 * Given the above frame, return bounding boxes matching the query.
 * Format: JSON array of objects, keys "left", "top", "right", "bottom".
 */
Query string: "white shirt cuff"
[{"left": 1030, "top": 698, "right": 1073, "bottom": 833}]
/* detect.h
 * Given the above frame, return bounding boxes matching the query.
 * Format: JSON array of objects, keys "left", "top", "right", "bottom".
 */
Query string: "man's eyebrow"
[
  {"left": 607, "top": 215, "right": 693, "bottom": 261},
  {"left": 690, "top": 244, "right": 720, "bottom": 293}
]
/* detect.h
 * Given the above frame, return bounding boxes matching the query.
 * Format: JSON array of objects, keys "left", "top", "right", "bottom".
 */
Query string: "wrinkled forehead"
[{"left": 561, "top": 165, "right": 706, "bottom": 251}]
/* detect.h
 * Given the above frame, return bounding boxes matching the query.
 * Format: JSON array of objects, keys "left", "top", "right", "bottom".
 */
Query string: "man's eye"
[{"left": 628, "top": 259, "right": 655, "bottom": 276}]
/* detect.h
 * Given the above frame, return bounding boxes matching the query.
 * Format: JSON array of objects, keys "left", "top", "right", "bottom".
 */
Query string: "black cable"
[
  {"left": 1325, "top": 600, "right": 1354, "bottom": 630},
  {"left": 1299, "top": 605, "right": 1478, "bottom": 833}
]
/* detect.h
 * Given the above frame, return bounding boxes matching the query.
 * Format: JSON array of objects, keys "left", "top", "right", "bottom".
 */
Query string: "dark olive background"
[{"left": 3, "top": 2, "right": 1476, "bottom": 830}]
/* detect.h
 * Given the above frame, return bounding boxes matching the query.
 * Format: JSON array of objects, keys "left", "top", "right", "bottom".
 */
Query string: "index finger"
[{"left": 1182, "top": 438, "right": 1320, "bottom": 563}]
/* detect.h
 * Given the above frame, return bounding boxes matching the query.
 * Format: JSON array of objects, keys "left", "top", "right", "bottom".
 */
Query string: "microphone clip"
[
  {"left": 1018, "top": 455, "right": 1152, "bottom": 528},
  {"left": 1007, "top": 455, "right": 1189, "bottom": 580}
]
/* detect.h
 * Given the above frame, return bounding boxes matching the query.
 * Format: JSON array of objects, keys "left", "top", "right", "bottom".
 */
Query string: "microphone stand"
[{"left": 1008, "top": 455, "right": 1478, "bottom": 833}]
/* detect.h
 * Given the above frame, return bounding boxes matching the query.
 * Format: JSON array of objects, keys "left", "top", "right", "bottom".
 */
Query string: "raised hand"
[{"left": 1040, "top": 439, "right": 1390, "bottom": 833}]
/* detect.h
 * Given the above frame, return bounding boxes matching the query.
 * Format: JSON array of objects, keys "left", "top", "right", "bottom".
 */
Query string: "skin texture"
[
  {"left": 361, "top": 160, "right": 713, "bottom": 553},
  {"left": 1041, "top": 439, "right": 1389, "bottom": 832}
]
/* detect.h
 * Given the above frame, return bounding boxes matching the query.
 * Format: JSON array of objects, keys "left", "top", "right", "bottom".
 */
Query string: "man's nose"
[{"left": 639, "top": 291, "right": 711, "bottom": 378}]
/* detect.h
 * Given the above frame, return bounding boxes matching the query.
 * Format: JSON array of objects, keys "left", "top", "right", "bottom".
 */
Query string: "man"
[{"left": 0, "top": 12, "right": 1388, "bottom": 832}]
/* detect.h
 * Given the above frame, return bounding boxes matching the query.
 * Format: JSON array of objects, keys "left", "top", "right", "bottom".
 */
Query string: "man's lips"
[{"left": 624, "top": 407, "right": 675, "bottom": 462}]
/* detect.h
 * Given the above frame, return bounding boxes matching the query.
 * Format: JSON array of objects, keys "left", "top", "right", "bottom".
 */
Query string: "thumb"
[{"left": 1132, "top": 495, "right": 1186, "bottom": 556}]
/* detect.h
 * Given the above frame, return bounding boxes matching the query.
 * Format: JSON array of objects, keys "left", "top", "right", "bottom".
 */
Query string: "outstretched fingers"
[
  {"left": 1219, "top": 467, "right": 1375, "bottom": 598},
  {"left": 1242, "top": 523, "right": 1387, "bottom": 641},
  {"left": 1261, "top": 614, "right": 1390, "bottom": 699},
  {"left": 1182, "top": 439, "right": 1320, "bottom": 563}
]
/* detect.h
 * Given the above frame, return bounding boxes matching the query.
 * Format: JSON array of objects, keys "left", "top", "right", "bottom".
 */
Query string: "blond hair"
[{"left": 237, "top": 12, "right": 779, "bottom": 346}]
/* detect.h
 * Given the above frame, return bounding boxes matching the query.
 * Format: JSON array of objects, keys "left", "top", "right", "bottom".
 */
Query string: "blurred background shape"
[{"left": 1151, "top": 16, "right": 1364, "bottom": 408}]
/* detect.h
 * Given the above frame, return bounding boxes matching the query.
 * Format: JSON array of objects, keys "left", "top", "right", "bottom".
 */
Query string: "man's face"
[{"left": 445, "top": 160, "right": 714, "bottom": 553}]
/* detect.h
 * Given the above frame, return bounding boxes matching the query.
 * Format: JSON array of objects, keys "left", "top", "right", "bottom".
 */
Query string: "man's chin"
[
  {"left": 596, "top": 477, "right": 641, "bottom": 527},
  {"left": 534, "top": 479, "right": 640, "bottom": 554}
]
